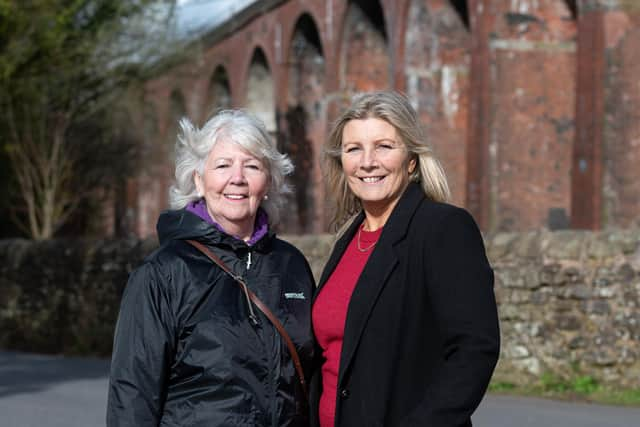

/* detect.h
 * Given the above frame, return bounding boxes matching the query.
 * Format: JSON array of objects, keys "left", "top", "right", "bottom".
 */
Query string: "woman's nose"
[
  {"left": 229, "top": 164, "right": 247, "bottom": 183},
  {"left": 361, "top": 148, "right": 378, "bottom": 167}
]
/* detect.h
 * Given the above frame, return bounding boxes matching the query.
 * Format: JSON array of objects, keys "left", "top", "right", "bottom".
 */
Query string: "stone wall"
[
  {"left": 1, "top": 230, "right": 639, "bottom": 388},
  {"left": 487, "top": 229, "right": 640, "bottom": 389},
  {"left": 0, "top": 236, "right": 331, "bottom": 357},
  {"left": 0, "top": 238, "right": 156, "bottom": 356}
]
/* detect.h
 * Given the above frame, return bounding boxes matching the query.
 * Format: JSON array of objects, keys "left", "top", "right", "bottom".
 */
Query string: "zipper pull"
[{"left": 246, "top": 251, "right": 252, "bottom": 270}]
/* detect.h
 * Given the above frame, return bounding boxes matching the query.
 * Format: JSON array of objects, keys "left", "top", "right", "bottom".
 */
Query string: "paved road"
[{"left": 1, "top": 350, "right": 639, "bottom": 427}]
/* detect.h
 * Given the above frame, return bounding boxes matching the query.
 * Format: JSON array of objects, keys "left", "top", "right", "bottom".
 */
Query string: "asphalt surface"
[{"left": 1, "top": 350, "right": 639, "bottom": 427}]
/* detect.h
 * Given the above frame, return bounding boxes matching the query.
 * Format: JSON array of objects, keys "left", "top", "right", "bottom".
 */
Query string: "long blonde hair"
[{"left": 324, "top": 91, "right": 450, "bottom": 230}]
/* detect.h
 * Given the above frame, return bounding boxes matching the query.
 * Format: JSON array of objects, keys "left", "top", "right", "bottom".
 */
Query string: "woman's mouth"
[
  {"left": 225, "top": 194, "right": 247, "bottom": 200},
  {"left": 360, "top": 176, "right": 384, "bottom": 183}
]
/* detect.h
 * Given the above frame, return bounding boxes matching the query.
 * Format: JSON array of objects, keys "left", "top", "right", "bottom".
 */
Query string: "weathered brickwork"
[
  {"left": 404, "top": 0, "right": 470, "bottom": 206},
  {"left": 1, "top": 232, "right": 639, "bottom": 390},
  {"left": 283, "top": 14, "right": 326, "bottom": 233},
  {"left": 602, "top": 11, "right": 640, "bottom": 228},
  {"left": 487, "top": 0, "right": 577, "bottom": 231},
  {"left": 113, "top": 0, "right": 640, "bottom": 237}
]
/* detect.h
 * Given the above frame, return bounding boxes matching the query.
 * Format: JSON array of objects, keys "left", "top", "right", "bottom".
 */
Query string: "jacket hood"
[{"left": 156, "top": 209, "right": 273, "bottom": 252}]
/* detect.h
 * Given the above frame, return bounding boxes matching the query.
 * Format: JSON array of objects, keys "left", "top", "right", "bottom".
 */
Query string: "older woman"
[
  {"left": 312, "top": 92, "right": 500, "bottom": 427},
  {"left": 107, "top": 110, "right": 315, "bottom": 427}
]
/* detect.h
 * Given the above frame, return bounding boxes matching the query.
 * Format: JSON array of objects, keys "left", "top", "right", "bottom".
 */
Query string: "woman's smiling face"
[
  {"left": 340, "top": 117, "right": 415, "bottom": 218},
  {"left": 194, "top": 138, "right": 268, "bottom": 239}
]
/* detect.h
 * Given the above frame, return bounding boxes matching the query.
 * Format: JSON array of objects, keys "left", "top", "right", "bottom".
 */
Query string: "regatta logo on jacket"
[{"left": 284, "top": 292, "right": 306, "bottom": 300}]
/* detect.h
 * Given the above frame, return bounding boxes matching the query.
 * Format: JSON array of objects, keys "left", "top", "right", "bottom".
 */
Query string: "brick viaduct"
[{"left": 120, "top": 0, "right": 640, "bottom": 238}]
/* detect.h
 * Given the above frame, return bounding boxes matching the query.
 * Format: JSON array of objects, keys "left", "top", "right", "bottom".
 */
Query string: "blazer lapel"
[
  {"left": 313, "top": 212, "right": 365, "bottom": 302},
  {"left": 337, "top": 183, "right": 425, "bottom": 386}
]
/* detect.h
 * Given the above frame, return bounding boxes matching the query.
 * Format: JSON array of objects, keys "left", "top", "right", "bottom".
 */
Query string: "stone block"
[
  {"left": 554, "top": 265, "right": 585, "bottom": 286},
  {"left": 539, "top": 263, "right": 561, "bottom": 285},
  {"left": 544, "top": 230, "right": 587, "bottom": 260},
  {"left": 561, "top": 284, "right": 592, "bottom": 300},
  {"left": 553, "top": 314, "right": 582, "bottom": 331},
  {"left": 514, "top": 231, "right": 545, "bottom": 258},
  {"left": 585, "top": 350, "right": 617, "bottom": 367},
  {"left": 499, "top": 304, "right": 525, "bottom": 320},
  {"left": 617, "top": 262, "right": 637, "bottom": 281},
  {"left": 486, "top": 232, "right": 519, "bottom": 260},
  {"left": 585, "top": 299, "right": 611, "bottom": 315},
  {"left": 507, "top": 344, "right": 531, "bottom": 359},
  {"left": 588, "top": 233, "right": 624, "bottom": 259},
  {"left": 568, "top": 335, "right": 588, "bottom": 349}
]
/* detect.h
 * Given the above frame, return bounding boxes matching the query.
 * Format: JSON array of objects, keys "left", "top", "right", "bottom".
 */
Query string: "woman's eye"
[
  {"left": 377, "top": 144, "right": 393, "bottom": 150},
  {"left": 344, "top": 146, "right": 360, "bottom": 153},
  {"left": 215, "top": 164, "right": 229, "bottom": 169},
  {"left": 246, "top": 164, "right": 261, "bottom": 170}
]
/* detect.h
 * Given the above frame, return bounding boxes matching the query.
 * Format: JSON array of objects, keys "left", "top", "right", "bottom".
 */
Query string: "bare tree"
[{"left": 0, "top": 0, "right": 179, "bottom": 239}]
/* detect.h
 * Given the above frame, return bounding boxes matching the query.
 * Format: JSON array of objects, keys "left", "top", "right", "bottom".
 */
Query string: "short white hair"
[{"left": 169, "top": 110, "right": 293, "bottom": 225}]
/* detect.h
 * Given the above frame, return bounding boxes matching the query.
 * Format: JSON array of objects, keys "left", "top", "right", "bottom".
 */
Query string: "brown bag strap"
[{"left": 186, "top": 239, "right": 309, "bottom": 399}]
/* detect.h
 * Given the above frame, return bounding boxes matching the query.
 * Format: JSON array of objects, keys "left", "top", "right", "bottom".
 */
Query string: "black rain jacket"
[{"left": 107, "top": 209, "right": 315, "bottom": 427}]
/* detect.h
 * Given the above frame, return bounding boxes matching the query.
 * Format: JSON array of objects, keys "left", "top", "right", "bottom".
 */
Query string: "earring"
[{"left": 263, "top": 194, "right": 269, "bottom": 201}]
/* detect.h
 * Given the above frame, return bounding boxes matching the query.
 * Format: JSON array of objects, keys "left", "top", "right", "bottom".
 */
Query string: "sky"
[{"left": 173, "top": 0, "right": 258, "bottom": 39}]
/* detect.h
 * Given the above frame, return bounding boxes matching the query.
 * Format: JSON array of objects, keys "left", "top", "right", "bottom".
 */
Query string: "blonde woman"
[{"left": 311, "top": 91, "right": 500, "bottom": 427}]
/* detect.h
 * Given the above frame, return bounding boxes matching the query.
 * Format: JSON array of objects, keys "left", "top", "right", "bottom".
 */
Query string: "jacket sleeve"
[
  {"left": 106, "top": 262, "right": 177, "bottom": 427},
  {"left": 400, "top": 208, "right": 500, "bottom": 427}
]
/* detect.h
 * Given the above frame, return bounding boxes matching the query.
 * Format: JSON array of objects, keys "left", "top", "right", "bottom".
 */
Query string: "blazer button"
[{"left": 340, "top": 388, "right": 350, "bottom": 399}]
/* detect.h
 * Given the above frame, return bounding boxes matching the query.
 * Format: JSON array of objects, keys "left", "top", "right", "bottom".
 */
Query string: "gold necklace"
[{"left": 357, "top": 225, "right": 378, "bottom": 252}]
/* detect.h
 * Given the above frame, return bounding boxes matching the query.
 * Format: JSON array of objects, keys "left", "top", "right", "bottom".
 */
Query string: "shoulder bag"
[{"left": 185, "top": 239, "right": 309, "bottom": 400}]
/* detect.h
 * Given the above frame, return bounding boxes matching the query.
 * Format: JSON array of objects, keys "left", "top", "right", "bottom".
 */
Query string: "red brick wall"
[
  {"left": 487, "top": 0, "right": 577, "bottom": 231},
  {"left": 404, "top": 0, "right": 470, "bottom": 206},
  {"left": 340, "top": 2, "right": 391, "bottom": 92},
  {"left": 118, "top": 0, "right": 640, "bottom": 238},
  {"left": 284, "top": 14, "right": 326, "bottom": 233},
  {"left": 602, "top": 11, "right": 640, "bottom": 227}
]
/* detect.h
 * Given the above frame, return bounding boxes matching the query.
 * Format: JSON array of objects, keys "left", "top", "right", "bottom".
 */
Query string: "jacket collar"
[
  {"left": 317, "top": 182, "right": 425, "bottom": 289},
  {"left": 316, "top": 182, "right": 426, "bottom": 385},
  {"left": 156, "top": 209, "right": 273, "bottom": 253}
]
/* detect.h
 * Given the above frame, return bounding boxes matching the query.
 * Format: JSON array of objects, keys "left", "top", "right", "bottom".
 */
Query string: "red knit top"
[{"left": 312, "top": 225, "right": 382, "bottom": 427}]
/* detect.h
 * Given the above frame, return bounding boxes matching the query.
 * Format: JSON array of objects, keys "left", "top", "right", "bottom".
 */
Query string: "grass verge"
[{"left": 489, "top": 373, "right": 640, "bottom": 407}]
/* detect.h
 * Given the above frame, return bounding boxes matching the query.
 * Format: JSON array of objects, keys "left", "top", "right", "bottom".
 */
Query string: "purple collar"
[{"left": 186, "top": 199, "right": 269, "bottom": 246}]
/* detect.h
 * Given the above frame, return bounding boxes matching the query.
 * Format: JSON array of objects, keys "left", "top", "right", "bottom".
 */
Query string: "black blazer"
[{"left": 311, "top": 183, "right": 500, "bottom": 427}]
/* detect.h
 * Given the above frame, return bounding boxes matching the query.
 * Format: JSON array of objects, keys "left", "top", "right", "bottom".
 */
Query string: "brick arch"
[
  {"left": 202, "top": 65, "right": 232, "bottom": 122},
  {"left": 449, "top": 0, "right": 470, "bottom": 28},
  {"left": 291, "top": 12, "right": 324, "bottom": 56},
  {"left": 403, "top": 0, "right": 471, "bottom": 206},
  {"left": 167, "top": 89, "right": 187, "bottom": 157},
  {"left": 339, "top": 0, "right": 391, "bottom": 93},
  {"left": 286, "top": 12, "right": 325, "bottom": 109},
  {"left": 281, "top": 11, "right": 327, "bottom": 234},
  {"left": 565, "top": 0, "right": 577, "bottom": 19},
  {"left": 245, "top": 47, "right": 276, "bottom": 134},
  {"left": 239, "top": 40, "right": 277, "bottom": 93}
]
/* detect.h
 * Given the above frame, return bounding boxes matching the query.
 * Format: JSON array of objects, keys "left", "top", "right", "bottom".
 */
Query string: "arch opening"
[
  {"left": 351, "top": 0, "right": 387, "bottom": 40},
  {"left": 565, "top": 0, "right": 577, "bottom": 19},
  {"left": 246, "top": 48, "right": 276, "bottom": 134},
  {"left": 204, "top": 65, "right": 231, "bottom": 121},
  {"left": 449, "top": 0, "right": 470, "bottom": 29},
  {"left": 341, "top": 0, "right": 390, "bottom": 93},
  {"left": 283, "top": 12, "right": 326, "bottom": 233}
]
